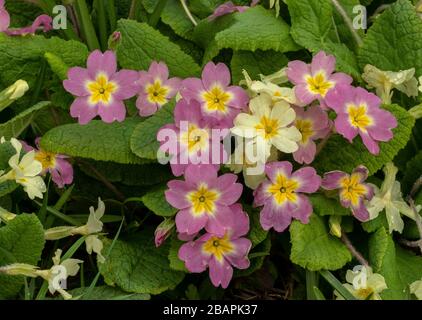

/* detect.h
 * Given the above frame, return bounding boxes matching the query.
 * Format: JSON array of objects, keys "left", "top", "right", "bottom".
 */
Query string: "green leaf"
[
  {"left": 230, "top": 50, "right": 288, "bottom": 85},
  {"left": 161, "top": 1, "right": 196, "bottom": 41},
  {"left": 396, "top": 246, "right": 422, "bottom": 291},
  {"left": 116, "top": 19, "right": 201, "bottom": 78},
  {"left": 40, "top": 118, "right": 147, "bottom": 164},
  {"left": 44, "top": 52, "right": 69, "bottom": 81},
  {"left": 402, "top": 150, "right": 422, "bottom": 195},
  {"left": 313, "top": 105, "right": 415, "bottom": 175},
  {"left": 368, "top": 227, "right": 409, "bottom": 299},
  {"left": 285, "top": 0, "right": 361, "bottom": 79},
  {"left": 0, "top": 181, "right": 18, "bottom": 198},
  {"left": 290, "top": 214, "right": 352, "bottom": 271},
  {"left": 0, "top": 214, "right": 45, "bottom": 299},
  {"left": 358, "top": 0, "right": 422, "bottom": 76},
  {"left": 309, "top": 194, "right": 350, "bottom": 216},
  {"left": 0, "top": 141, "right": 15, "bottom": 170},
  {"left": 0, "top": 34, "right": 87, "bottom": 101},
  {"left": 168, "top": 236, "right": 188, "bottom": 272},
  {"left": 194, "top": 6, "right": 299, "bottom": 63},
  {"left": 69, "top": 286, "right": 151, "bottom": 300},
  {"left": 141, "top": 185, "right": 177, "bottom": 217},
  {"left": 0, "top": 101, "right": 50, "bottom": 139},
  {"left": 79, "top": 160, "right": 172, "bottom": 187},
  {"left": 130, "top": 102, "right": 175, "bottom": 160},
  {"left": 243, "top": 204, "right": 268, "bottom": 248},
  {"left": 99, "top": 230, "right": 185, "bottom": 295}
]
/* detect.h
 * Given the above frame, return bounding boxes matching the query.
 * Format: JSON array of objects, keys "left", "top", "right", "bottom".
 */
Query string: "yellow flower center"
[
  {"left": 306, "top": 72, "right": 334, "bottom": 97},
  {"left": 356, "top": 288, "right": 374, "bottom": 300},
  {"left": 295, "top": 119, "right": 314, "bottom": 144},
  {"left": 202, "top": 233, "right": 234, "bottom": 263},
  {"left": 340, "top": 173, "right": 367, "bottom": 206},
  {"left": 180, "top": 124, "right": 210, "bottom": 153},
  {"left": 146, "top": 80, "right": 169, "bottom": 105},
  {"left": 267, "top": 173, "right": 299, "bottom": 205},
  {"left": 202, "top": 86, "right": 232, "bottom": 113},
  {"left": 35, "top": 150, "right": 56, "bottom": 170},
  {"left": 87, "top": 73, "right": 117, "bottom": 105},
  {"left": 255, "top": 116, "right": 279, "bottom": 140},
  {"left": 187, "top": 184, "right": 220, "bottom": 216},
  {"left": 347, "top": 104, "right": 373, "bottom": 131}
]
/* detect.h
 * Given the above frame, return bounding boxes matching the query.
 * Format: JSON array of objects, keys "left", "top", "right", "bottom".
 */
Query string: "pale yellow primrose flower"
[
  {"left": 0, "top": 249, "right": 82, "bottom": 300},
  {"left": 44, "top": 198, "right": 106, "bottom": 263},
  {"left": 0, "top": 80, "right": 29, "bottom": 112},
  {"left": 0, "top": 206, "right": 16, "bottom": 224},
  {"left": 232, "top": 94, "right": 302, "bottom": 159},
  {"left": 366, "top": 162, "right": 415, "bottom": 234},
  {"left": 362, "top": 64, "right": 418, "bottom": 104},
  {"left": 410, "top": 279, "right": 422, "bottom": 300},
  {"left": 0, "top": 137, "right": 46, "bottom": 200},
  {"left": 335, "top": 266, "right": 387, "bottom": 300}
]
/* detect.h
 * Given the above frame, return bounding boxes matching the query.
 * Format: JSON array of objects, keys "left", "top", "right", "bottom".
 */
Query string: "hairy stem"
[
  {"left": 180, "top": 0, "right": 197, "bottom": 26},
  {"left": 330, "top": 0, "right": 363, "bottom": 47},
  {"left": 341, "top": 233, "right": 369, "bottom": 267}
]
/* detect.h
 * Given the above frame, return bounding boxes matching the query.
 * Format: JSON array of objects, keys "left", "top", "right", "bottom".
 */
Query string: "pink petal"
[
  {"left": 205, "top": 204, "right": 234, "bottom": 236},
  {"left": 216, "top": 178, "right": 242, "bottom": 205},
  {"left": 51, "top": 158, "right": 73, "bottom": 188},
  {"left": 293, "top": 167, "right": 321, "bottom": 193},
  {"left": 184, "top": 164, "right": 218, "bottom": 186},
  {"left": 181, "top": 78, "right": 204, "bottom": 103},
  {"left": 165, "top": 181, "right": 192, "bottom": 209},
  {"left": 87, "top": 50, "right": 117, "bottom": 78},
  {"left": 351, "top": 199, "right": 370, "bottom": 222},
  {"left": 289, "top": 194, "right": 313, "bottom": 224},
  {"left": 0, "top": 8, "right": 10, "bottom": 32},
  {"left": 293, "top": 141, "right": 317, "bottom": 165},
  {"left": 260, "top": 199, "right": 292, "bottom": 232},
  {"left": 311, "top": 51, "right": 336, "bottom": 76},
  {"left": 175, "top": 208, "right": 208, "bottom": 235},
  {"left": 322, "top": 171, "right": 347, "bottom": 190},
  {"left": 179, "top": 241, "right": 208, "bottom": 273},
  {"left": 97, "top": 100, "right": 126, "bottom": 123},
  {"left": 208, "top": 257, "right": 233, "bottom": 288},
  {"left": 295, "top": 84, "right": 318, "bottom": 105},
  {"left": 226, "top": 86, "right": 249, "bottom": 110},
  {"left": 287, "top": 60, "right": 310, "bottom": 85},
  {"left": 330, "top": 72, "right": 353, "bottom": 87},
  {"left": 70, "top": 97, "right": 98, "bottom": 124},
  {"left": 253, "top": 181, "right": 271, "bottom": 207},
  {"left": 202, "top": 62, "right": 231, "bottom": 90},
  {"left": 148, "top": 61, "right": 169, "bottom": 81},
  {"left": 136, "top": 94, "right": 159, "bottom": 117},
  {"left": 228, "top": 203, "right": 250, "bottom": 239},
  {"left": 164, "top": 77, "right": 182, "bottom": 98},
  {"left": 360, "top": 132, "right": 380, "bottom": 155},
  {"left": 225, "top": 238, "right": 251, "bottom": 269},
  {"left": 265, "top": 161, "right": 293, "bottom": 184},
  {"left": 63, "top": 67, "right": 90, "bottom": 97},
  {"left": 111, "top": 70, "right": 139, "bottom": 100},
  {"left": 334, "top": 113, "right": 359, "bottom": 143}
]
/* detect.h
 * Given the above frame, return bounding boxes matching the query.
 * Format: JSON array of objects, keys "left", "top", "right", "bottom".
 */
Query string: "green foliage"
[
  {"left": 141, "top": 185, "right": 178, "bottom": 217},
  {"left": 309, "top": 194, "right": 350, "bottom": 216},
  {"left": 290, "top": 214, "right": 352, "bottom": 271},
  {"left": 0, "top": 214, "right": 45, "bottom": 299},
  {"left": 69, "top": 286, "right": 151, "bottom": 300}
]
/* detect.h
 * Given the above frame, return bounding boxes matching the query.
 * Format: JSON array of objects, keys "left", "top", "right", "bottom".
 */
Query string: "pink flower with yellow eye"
[
  {"left": 322, "top": 166, "right": 374, "bottom": 221},
  {"left": 63, "top": 50, "right": 139, "bottom": 124},
  {"left": 181, "top": 62, "right": 249, "bottom": 128},
  {"left": 21, "top": 138, "right": 73, "bottom": 189},
  {"left": 253, "top": 161, "right": 321, "bottom": 232},
  {"left": 136, "top": 61, "right": 181, "bottom": 117},
  {"left": 287, "top": 51, "right": 353, "bottom": 106},
  {"left": 292, "top": 105, "right": 331, "bottom": 164},
  {"left": 165, "top": 164, "right": 243, "bottom": 237},
  {"left": 325, "top": 84, "right": 397, "bottom": 155},
  {"left": 178, "top": 203, "right": 251, "bottom": 288},
  {"left": 157, "top": 99, "right": 227, "bottom": 177}
]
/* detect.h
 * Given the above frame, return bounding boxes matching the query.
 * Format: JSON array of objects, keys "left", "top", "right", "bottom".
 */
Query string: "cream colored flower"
[
  {"left": 336, "top": 266, "right": 387, "bottom": 300},
  {"left": 232, "top": 95, "right": 302, "bottom": 158},
  {"left": 0, "top": 80, "right": 29, "bottom": 111},
  {"left": 0, "top": 138, "right": 46, "bottom": 199},
  {"left": 410, "top": 279, "right": 422, "bottom": 300},
  {"left": 362, "top": 64, "right": 418, "bottom": 104},
  {"left": 366, "top": 162, "right": 415, "bottom": 233},
  {"left": 44, "top": 198, "right": 106, "bottom": 263},
  {"left": 0, "top": 207, "right": 16, "bottom": 224}
]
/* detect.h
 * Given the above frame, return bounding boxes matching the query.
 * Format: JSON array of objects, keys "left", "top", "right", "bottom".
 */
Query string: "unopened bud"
[
  {"left": 329, "top": 215, "right": 342, "bottom": 238},
  {"left": 154, "top": 218, "right": 175, "bottom": 247},
  {"left": 0, "top": 80, "right": 29, "bottom": 112}
]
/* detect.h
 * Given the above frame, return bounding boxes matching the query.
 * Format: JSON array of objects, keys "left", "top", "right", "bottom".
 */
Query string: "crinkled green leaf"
[
  {"left": 69, "top": 286, "right": 151, "bottom": 300},
  {"left": 99, "top": 230, "right": 185, "bottom": 295},
  {"left": 116, "top": 19, "right": 201, "bottom": 78},
  {"left": 290, "top": 214, "right": 352, "bottom": 271},
  {"left": 79, "top": 160, "right": 173, "bottom": 187},
  {"left": 369, "top": 227, "right": 411, "bottom": 299},
  {"left": 243, "top": 204, "right": 268, "bottom": 248},
  {"left": 168, "top": 236, "right": 188, "bottom": 272},
  {"left": 130, "top": 102, "right": 175, "bottom": 160},
  {"left": 194, "top": 6, "right": 299, "bottom": 63},
  {"left": 0, "top": 181, "right": 18, "bottom": 198},
  {"left": 162, "top": 1, "right": 196, "bottom": 41},
  {"left": 359, "top": 0, "right": 422, "bottom": 76},
  {"left": 41, "top": 118, "right": 146, "bottom": 164},
  {"left": 309, "top": 194, "right": 350, "bottom": 216},
  {"left": 44, "top": 52, "right": 69, "bottom": 81},
  {"left": 402, "top": 150, "right": 422, "bottom": 195},
  {"left": 231, "top": 50, "right": 288, "bottom": 85},
  {"left": 286, "top": 0, "right": 361, "bottom": 79},
  {"left": 314, "top": 105, "right": 415, "bottom": 175},
  {"left": 0, "top": 101, "right": 50, "bottom": 139},
  {"left": 141, "top": 185, "right": 177, "bottom": 217},
  {"left": 0, "top": 214, "right": 45, "bottom": 299},
  {"left": 0, "top": 141, "right": 15, "bottom": 170}
]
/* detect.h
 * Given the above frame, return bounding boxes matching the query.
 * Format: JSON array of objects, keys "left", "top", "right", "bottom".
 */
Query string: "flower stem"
[
  {"left": 106, "top": 0, "right": 117, "bottom": 31},
  {"left": 180, "top": 0, "right": 197, "bottom": 26},
  {"left": 128, "top": 0, "right": 141, "bottom": 20},
  {"left": 341, "top": 233, "right": 369, "bottom": 267},
  {"left": 148, "top": 0, "right": 169, "bottom": 28},
  {"left": 74, "top": 0, "right": 101, "bottom": 51},
  {"left": 38, "top": 0, "right": 79, "bottom": 40},
  {"left": 330, "top": 0, "right": 363, "bottom": 47},
  {"left": 95, "top": 0, "right": 108, "bottom": 50}
]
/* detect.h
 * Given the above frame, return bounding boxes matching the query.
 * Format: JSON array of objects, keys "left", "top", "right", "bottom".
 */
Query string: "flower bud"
[
  {"left": 0, "top": 263, "right": 39, "bottom": 277},
  {"left": 154, "top": 218, "right": 175, "bottom": 247},
  {"left": 0, "top": 80, "right": 29, "bottom": 112},
  {"left": 44, "top": 226, "right": 78, "bottom": 240},
  {"left": 108, "top": 31, "right": 121, "bottom": 51},
  {"left": 329, "top": 215, "right": 342, "bottom": 238}
]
